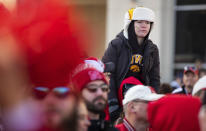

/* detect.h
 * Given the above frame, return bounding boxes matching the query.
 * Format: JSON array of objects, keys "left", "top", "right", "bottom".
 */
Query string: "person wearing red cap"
[
  {"left": 9, "top": 0, "right": 89, "bottom": 130},
  {"left": 173, "top": 65, "right": 199, "bottom": 95},
  {"left": 72, "top": 66, "right": 118, "bottom": 131},
  {"left": 0, "top": 3, "right": 43, "bottom": 131}
]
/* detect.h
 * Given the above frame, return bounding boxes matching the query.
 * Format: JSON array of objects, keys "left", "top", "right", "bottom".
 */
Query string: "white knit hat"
[
  {"left": 123, "top": 85, "right": 164, "bottom": 105},
  {"left": 192, "top": 76, "right": 206, "bottom": 95},
  {"left": 123, "top": 6, "right": 155, "bottom": 39}
]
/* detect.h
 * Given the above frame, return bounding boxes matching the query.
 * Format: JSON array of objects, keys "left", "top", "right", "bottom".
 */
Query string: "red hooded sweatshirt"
[{"left": 118, "top": 76, "right": 143, "bottom": 106}]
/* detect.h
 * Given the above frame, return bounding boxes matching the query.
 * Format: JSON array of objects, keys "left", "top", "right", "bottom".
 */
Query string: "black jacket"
[
  {"left": 88, "top": 113, "right": 118, "bottom": 131},
  {"left": 88, "top": 120, "right": 118, "bottom": 131},
  {"left": 172, "top": 85, "right": 187, "bottom": 95},
  {"left": 102, "top": 31, "right": 160, "bottom": 122}
]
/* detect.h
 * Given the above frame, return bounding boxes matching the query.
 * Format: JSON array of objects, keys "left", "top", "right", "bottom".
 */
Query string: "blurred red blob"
[
  {"left": 11, "top": 0, "right": 90, "bottom": 87},
  {"left": 0, "top": 3, "right": 10, "bottom": 27}
]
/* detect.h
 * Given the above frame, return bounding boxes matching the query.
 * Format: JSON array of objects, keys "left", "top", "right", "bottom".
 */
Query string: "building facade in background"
[
  {"left": 106, "top": 0, "right": 206, "bottom": 83},
  {"left": 1, "top": 0, "right": 206, "bottom": 83}
]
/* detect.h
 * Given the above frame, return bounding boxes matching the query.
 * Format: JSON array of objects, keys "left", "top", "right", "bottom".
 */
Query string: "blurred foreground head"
[
  {"left": 7, "top": 0, "right": 90, "bottom": 130},
  {"left": 61, "top": 97, "right": 91, "bottom": 131},
  {"left": 148, "top": 95, "right": 201, "bottom": 131}
]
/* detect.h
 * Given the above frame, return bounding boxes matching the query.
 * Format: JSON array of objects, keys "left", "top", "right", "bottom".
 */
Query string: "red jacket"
[{"left": 115, "top": 118, "right": 135, "bottom": 131}]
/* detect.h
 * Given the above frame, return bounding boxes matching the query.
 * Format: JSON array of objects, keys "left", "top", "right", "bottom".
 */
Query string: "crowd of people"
[{"left": 0, "top": 0, "right": 206, "bottom": 131}]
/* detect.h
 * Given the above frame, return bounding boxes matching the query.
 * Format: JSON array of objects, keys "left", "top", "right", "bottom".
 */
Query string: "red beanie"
[
  {"left": 11, "top": 0, "right": 88, "bottom": 88},
  {"left": 72, "top": 67, "right": 108, "bottom": 92},
  {"left": 148, "top": 95, "right": 201, "bottom": 131}
]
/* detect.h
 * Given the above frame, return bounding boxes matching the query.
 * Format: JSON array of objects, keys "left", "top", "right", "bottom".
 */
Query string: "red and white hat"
[
  {"left": 183, "top": 65, "right": 198, "bottom": 75},
  {"left": 84, "top": 57, "right": 105, "bottom": 72},
  {"left": 72, "top": 65, "right": 108, "bottom": 92}
]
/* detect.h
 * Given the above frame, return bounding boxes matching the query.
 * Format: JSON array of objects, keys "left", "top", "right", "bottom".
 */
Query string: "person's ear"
[{"left": 127, "top": 102, "right": 136, "bottom": 113}]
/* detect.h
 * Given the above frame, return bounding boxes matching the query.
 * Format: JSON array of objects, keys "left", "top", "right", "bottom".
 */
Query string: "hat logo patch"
[{"left": 88, "top": 71, "right": 103, "bottom": 81}]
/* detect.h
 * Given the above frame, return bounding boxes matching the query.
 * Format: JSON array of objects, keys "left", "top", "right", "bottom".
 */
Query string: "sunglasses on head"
[
  {"left": 86, "top": 84, "right": 110, "bottom": 93},
  {"left": 33, "top": 86, "right": 71, "bottom": 100},
  {"left": 184, "top": 66, "right": 197, "bottom": 71}
]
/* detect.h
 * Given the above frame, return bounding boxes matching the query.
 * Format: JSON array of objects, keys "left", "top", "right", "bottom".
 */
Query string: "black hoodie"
[{"left": 102, "top": 29, "right": 160, "bottom": 123}]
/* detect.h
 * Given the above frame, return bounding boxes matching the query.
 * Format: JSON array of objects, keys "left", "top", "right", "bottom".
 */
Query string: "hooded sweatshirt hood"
[{"left": 118, "top": 76, "right": 143, "bottom": 106}]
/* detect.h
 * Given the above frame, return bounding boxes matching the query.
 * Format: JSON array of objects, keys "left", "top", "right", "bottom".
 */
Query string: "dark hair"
[
  {"left": 199, "top": 68, "right": 206, "bottom": 78},
  {"left": 159, "top": 83, "right": 173, "bottom": 94},
  {"left": 128, "top": 21, "right": 138, "bottom": 45}
]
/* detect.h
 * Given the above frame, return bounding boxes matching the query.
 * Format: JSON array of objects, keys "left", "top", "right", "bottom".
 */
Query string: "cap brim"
[
  {"left": 184, "top": 70, "right": 198, "bottom": 75},
  {"left": 143, "top": 94, "right": 164, "bottom": 101}
]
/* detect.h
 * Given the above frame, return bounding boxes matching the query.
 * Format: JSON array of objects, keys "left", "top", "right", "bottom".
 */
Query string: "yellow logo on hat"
[{"left": 128, "top": 8, "right": 135, "bottom": 20}]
